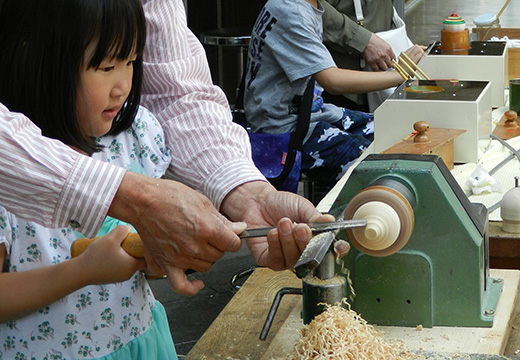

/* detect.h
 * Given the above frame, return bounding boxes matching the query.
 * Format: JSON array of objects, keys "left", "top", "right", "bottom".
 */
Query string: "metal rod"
[
  {"left": 239, "top": 219, "right": 367, "bottom": 239},
  {"left": 314, "top": 249, "right": 336, "bottom": 280},
  {"left": 259, "top": 287, "right": 302, "bottom": 341}
]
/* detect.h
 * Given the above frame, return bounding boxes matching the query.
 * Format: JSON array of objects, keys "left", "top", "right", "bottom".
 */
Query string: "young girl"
[
  {"left": 244, "top": 0, "right": 425, "bottom": 187},
  {"left": 0, "top": 0, "right": 177, "bottom": 359}
]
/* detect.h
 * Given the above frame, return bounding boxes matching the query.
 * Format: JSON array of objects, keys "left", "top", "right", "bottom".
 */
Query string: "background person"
[
  {"left": 321, "top": 0, "right": 399, "bottom": 111},
  {"left": 243, "top": 0, "right": 424, "bottom": 187}
]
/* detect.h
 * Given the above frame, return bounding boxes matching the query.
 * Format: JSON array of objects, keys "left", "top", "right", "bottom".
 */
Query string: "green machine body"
[{"left": 330, "top": 153, "right": 502, "bottom": 327}]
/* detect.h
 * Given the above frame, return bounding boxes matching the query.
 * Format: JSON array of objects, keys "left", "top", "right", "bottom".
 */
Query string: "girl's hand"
[{"left": 76, "top": 225, "right": 147, "bottom": 285}]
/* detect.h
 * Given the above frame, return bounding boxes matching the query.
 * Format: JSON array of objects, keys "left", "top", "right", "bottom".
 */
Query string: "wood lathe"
[
  {"left": 261, "top": 152, "right": 503, "bottom": 345},
  {"left": 322, "top": 153, "right": 501, "bottom": 328}
]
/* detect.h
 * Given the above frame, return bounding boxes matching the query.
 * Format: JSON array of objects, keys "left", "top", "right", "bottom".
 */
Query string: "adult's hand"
[
  {"left": 362, "top": 33, "right": 395, "bottom": 72},
  {"left": 221, "top": 181, "right": 335, "bottom": 270},
  {"left": 108, "top": 171, "right": 247, "bottom": 296}
]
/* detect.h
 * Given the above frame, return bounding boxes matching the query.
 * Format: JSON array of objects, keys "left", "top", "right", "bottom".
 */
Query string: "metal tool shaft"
[{"left": 239, "top": 219, "right": 367, "bottom": 239}]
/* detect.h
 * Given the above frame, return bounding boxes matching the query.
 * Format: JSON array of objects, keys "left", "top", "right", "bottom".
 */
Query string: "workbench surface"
[{"left": 186, "top": 267, "right": 520, "bottom": 359}]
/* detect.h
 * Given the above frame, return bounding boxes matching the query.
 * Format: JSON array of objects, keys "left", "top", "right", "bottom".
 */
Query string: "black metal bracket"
[{"left": 259, "top": 287, "right": 303, "bottom": 341}]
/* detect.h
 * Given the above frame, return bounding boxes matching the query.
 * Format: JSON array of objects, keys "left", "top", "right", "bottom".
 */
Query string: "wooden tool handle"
[
  {"left": 71, "top": 232, "right": 144, "bottom": 258},
  {"left": 392, "top": 59, "right": 411, "bottom": 81}
]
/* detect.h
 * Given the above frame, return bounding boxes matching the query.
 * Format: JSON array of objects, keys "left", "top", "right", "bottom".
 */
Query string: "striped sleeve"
[
  {"left": 140, "top": 0, "right": 266, "bottom": 209},
  {"left": 0, "top": 104, "right": 125, "bottom": 237}
]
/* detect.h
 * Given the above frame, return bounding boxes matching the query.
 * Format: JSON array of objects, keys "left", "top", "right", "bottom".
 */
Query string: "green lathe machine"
[{"left": 302, "top": 153, "right": 503, "bottom": 328}]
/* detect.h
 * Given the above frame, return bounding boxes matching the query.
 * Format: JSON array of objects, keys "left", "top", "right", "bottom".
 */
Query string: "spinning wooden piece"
[
  {"left": 349, "top": 201, "right": 401, "bottom": 252},
  {"left": 382, "top": 121, "right": 465, "bottom": 169},
  {"left": 503, "top": 110, "right": 518, "bottom": 127},
  {"left": 343, "top": 184, "right": 414, "bottom": 257},
  {"left": 492, "top": 110, "right": 520, "bottom": 140}
]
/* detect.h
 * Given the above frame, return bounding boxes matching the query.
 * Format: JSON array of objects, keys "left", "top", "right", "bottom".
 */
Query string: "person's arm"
[
  {"left": 0, "top": 103, "right": 124, "bottom": 238},
  {"left": 0, "top": 226, "right": 145, "bottom": 323},
  {"left": 321, "top": 0, "right": 373, "bottom": 55},
  {"left": 321, "top": 0, "right": 395, "bottom": 71},
  {"left": 140, "top": 0, "right": 266, "bottom": 209},
  {"left": 134, "top": 0, "right": 274, "bottom": 295},
  {"left": 362, "top": 34, "right": 395, "bottom": 71},
  {"left": 133, "top": 0, "right": 340, "bottom": 294},
  {"left": 316, "top": 65, "right": 402, "bottom": 94},
  {"left": 0, "top": 102, "right": 247, "bottom": 297},
  {"left": 108, "top": 171, "right": 247, "bottom": 296},
  {"left": 314, "top": 44, "right": 425, "bottom": 95}
]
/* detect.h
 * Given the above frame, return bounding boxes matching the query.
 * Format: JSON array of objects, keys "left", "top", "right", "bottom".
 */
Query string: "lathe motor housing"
[{"left": 330, "top": 154, "right": 502, "bottom": 328}]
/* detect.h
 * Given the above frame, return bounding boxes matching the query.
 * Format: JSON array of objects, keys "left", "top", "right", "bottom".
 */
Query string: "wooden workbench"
[
  {"left": 186, "top": 267, "right": 520, "bottom": 359},
  {"left": 490, "top": 221, "right": 520, "bottom": 270}
]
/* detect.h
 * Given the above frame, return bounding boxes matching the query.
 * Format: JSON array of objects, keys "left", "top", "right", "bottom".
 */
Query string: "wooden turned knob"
[
  {"left": 505, "top": 110, "right": 518, "bottom": 120},
  {"left": 504, "top": 110, "right": 518, "bottom": 127},
  {"left": 413, "top": 121, "right": 430, "bottom": 143}
]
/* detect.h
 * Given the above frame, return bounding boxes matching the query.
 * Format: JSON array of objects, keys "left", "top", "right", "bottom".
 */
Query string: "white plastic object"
[
  {"left": 501, "top": 177, "right": 520, "bottom": 233},
  {"left": 473, "top": 13, "right": 498, "bottom": 26}
]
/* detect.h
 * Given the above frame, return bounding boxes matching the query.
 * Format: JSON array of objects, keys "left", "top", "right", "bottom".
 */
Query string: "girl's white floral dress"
[{"left": 0, "top": 106, "right": 172, "bottom": 359}]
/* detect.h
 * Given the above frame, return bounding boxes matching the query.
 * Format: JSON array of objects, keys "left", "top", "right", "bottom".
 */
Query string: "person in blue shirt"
[{"left": 244, "top": 0, "right": 424, "bottom": 187}]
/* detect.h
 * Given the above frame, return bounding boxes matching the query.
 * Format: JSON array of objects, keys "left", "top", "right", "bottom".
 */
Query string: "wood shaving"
[
  {"left": 336, "top": 257, "right": 355, "bottom": 303},
  {"left": 287, "top": 300, "right": 423, "bottom": 360}
]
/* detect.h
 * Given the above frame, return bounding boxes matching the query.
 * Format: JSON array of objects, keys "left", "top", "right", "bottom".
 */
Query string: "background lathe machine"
[
  {"left": 301, "top": 153, "right": 503, "bottom": 328},
  {"left": 419, "top": 41, "right": 508, "bottom": 108},
  {"left": 373, "top": 79, "right": 492, "bottom": 164}
]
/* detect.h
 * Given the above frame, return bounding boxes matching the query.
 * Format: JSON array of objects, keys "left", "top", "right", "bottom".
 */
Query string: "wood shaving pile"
[{"left": 287, "top": 300, "right": 422, "bottom": 360}]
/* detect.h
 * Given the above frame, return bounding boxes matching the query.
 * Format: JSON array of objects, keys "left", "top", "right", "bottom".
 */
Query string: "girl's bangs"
[{"left": 87, "top": 1, "right": 145, "bottom": 68}]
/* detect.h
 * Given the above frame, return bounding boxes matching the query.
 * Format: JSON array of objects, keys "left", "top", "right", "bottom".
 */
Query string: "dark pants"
[{"left": 301, "top": 108, "right": 373, "bottom": 187}]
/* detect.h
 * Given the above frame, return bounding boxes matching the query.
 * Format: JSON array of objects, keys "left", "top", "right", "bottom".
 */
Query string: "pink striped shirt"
[
  {"left": 0, "top": 0, "right": 264, "bottom": 238},
  {"left": 140, "top": 0, "right": 263, "bottom": 205}
]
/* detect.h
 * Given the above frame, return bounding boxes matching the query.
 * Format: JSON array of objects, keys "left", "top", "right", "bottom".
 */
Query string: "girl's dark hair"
[{"left": 0, "top": 0, "right": 146, "bottom": 154}]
